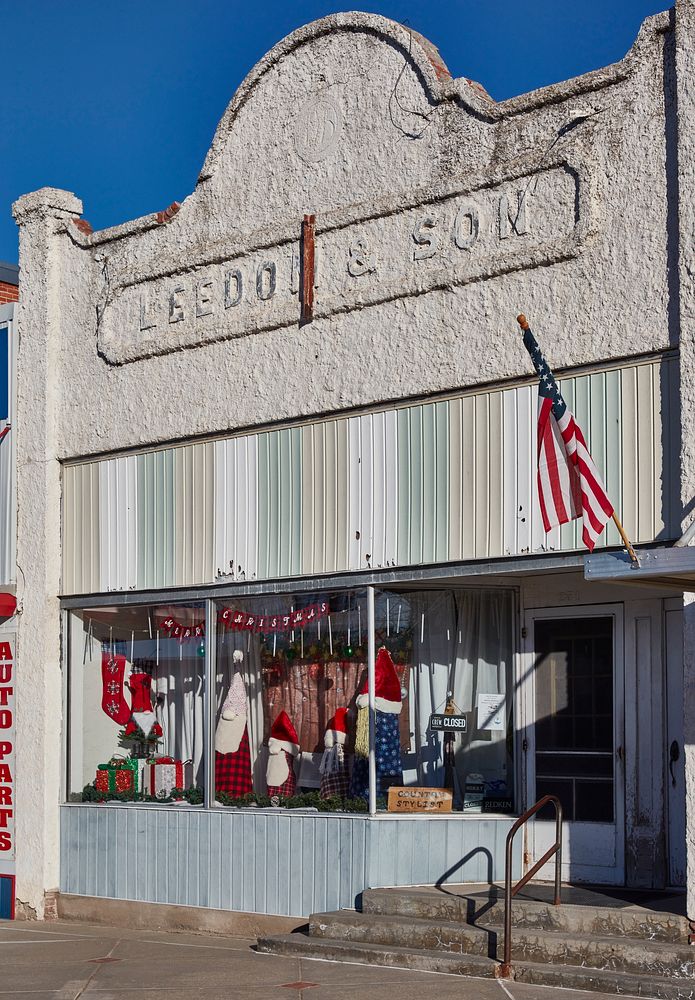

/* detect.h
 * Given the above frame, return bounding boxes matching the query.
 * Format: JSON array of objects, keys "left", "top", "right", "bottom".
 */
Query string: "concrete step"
[
  {"left": 309, "top": 910, "right": 695, "bottom": 978},
  {"left": 310, "top": 910, "right": 491, "bottom": 955},
  {"left": 256, "top": 931, "right": 500, "bottom": 978},
  {"left": 258, "top": 931, "right": 695, "bottom": 999},
  {"left": 514, "top": 960, "right": 695, "bottom": 1000},
  {"left": 361, "top": 888, "right": 690, "bottom": 944}
]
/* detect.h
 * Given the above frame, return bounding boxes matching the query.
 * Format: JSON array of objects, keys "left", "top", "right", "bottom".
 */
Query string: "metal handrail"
[{"left": 499, "top": 794, "right": 563, "bottom": 978}]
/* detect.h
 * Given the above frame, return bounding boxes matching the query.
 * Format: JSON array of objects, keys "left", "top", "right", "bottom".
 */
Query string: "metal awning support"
[{"left": 584, "top": 546, "right": 695, "bottom": 592}]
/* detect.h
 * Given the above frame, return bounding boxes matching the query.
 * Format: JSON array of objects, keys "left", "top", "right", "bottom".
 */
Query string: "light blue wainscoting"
[{"left": 60, "top": 806, "right": 521, "bottom": 917}]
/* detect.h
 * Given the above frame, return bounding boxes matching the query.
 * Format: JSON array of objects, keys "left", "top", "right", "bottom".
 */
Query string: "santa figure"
[
  {"left": 215, "top": 650, "right": 253, "bottom": 798},
  {"left": 266, "top": 710, "right": 299, "bottom": 798},
  {"left": 319, "top": 707, "right": 350, "bottom": 800},
  {"left": 124, "top": 671, "right": 163, "bottom": 740},
  {"left": 350, "top": 647, "right": 403, "bottom": 800}
]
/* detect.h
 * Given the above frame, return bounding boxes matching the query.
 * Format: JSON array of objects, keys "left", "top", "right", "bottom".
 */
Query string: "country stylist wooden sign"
[{"left": 387, "top": 787, "right": 453, "bottom": 813}]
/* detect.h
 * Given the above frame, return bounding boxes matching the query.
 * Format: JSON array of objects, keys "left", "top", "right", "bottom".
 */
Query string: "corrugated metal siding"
[
  {"left": 62, "top": 356, "right": 679, "bottom": 594},
  {"left": 60, "top": 805, "right": 519, "bottom": 915},
  {"left": 366, "top": 816, "right": 521, "bottom": 888}
]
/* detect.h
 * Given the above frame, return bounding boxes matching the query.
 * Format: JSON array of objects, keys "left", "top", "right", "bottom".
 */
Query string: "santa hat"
[
  {"left": 323, "top": 708, "right": 348, "bottom": 749},
  {"left": 268, "top": 710, "right": 300, "bottom": 757},
  {"left": 221, "top": 671, "right": 247, "bottom": 721},
  {"left": 356, "top": 647, "right": 402, "bottom": 714}
]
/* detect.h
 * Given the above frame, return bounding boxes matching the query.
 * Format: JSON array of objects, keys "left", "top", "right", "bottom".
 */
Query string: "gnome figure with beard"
[
  {"left": 319, "top": 707, "right": 350, "bottom": 800},
  {"left": 266, "top": 710, "right": 300, "bottom": 798},
  {"left": 350, "top": 647, "right": 403, "bottom": 800},
  {"left": 123, "top": 671, "right": 163, "bottom": 740},
  {"left": 215, "top": 650, "right": 253, "bottom": 798}
]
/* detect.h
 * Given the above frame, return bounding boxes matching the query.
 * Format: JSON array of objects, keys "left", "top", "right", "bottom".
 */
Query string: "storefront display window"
[
  {"left": 213, "top": 590, "right": 370, "bottom": 805},
  {"left": 68, "top": 586, "right": 515, "bottom": 813},
  {"left": 389, "top": 588, "right": 515, "bottom": 810},
  {"left": 67, "top": 603, "right": 206, "bottom": 802}
]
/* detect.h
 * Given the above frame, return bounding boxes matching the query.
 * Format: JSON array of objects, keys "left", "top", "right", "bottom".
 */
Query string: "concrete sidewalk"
[{"left": 0, "top": 918, "right": 623, "bottom": 1000}]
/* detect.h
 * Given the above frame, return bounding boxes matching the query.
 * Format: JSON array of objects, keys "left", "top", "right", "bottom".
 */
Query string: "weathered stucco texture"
[
  {"left": 11, "top": 8, "right": 695, "bottom": 916},
  {"left": 28, "top": 9, "right": 677, "bottom": 459}
]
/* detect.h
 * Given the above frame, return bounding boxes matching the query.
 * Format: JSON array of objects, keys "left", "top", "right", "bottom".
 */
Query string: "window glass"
[
  {"left": 214, "top": 590, "right": 368, "bottom": 804},
  {"left": 212, "top": 586, "right": 514, "bottom": 811},
  {"left": 381, "top": 588, "right": 515, "bottom": 812},
  {"left": 534, "top": 616, "right": 614, "bottom": 822},
  {"left": 68, "top": 585, "right": 516, "bottom": 813},
  {"left": 68, "top": 604, "right": 205, "bottom": 802}
]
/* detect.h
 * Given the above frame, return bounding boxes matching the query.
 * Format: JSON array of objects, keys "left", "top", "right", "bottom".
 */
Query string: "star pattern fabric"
[
  {"left": 350, "top": 713, "right": 403, "bottom": 799},
  {"left": 523, "top": 328, "right": 566, "bottom": 418}
]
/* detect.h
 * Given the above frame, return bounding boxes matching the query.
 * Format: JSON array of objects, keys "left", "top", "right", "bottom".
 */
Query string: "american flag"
[{"left": 520, "top": 320, "right": 613, "bottom": 551}]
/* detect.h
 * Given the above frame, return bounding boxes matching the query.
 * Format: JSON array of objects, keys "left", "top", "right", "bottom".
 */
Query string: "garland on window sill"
[
  {"left": 80, "top": 786, "right": 386, "bottom": 813},
  {"left": 214, "top": 790, "right": 382, "bottom": 813},
  {"left": 81, "top": 784, "right": 203, "bottom": 805}
]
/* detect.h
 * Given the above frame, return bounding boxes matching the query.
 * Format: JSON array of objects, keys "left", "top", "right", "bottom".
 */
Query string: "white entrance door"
[{"left": 523, "top": 606, "right": 625, "bottom": 884}]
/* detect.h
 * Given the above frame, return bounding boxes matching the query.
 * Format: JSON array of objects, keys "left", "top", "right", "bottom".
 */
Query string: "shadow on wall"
[{"left": 434, "top": 846, "right": 494, "bottom": 892}]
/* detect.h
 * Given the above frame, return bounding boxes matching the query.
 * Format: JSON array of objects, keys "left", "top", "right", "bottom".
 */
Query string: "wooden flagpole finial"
[{"left": 517, "top": 314, "right": 530, "bottom": 330}]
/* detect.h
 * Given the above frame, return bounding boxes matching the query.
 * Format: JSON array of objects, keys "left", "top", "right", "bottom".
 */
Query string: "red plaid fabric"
[
  {"left": 215, "top": 726, "right": 253, "bottom": 798},
  {"left": 266, "top": 750, "right": 297, "bottom": 798},
  {"left": 319, "top": 767, "right": 349, "bottom": 800}
]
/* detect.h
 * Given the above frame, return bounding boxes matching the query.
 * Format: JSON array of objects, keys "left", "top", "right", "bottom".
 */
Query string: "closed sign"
[{"left": 429, "top": 713, "right": 466, "bottom": 732}]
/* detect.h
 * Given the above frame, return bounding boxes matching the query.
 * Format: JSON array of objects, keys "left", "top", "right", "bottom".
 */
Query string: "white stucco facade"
[{"left": 9, "top": 5, "right": 695, "bottom": 923}]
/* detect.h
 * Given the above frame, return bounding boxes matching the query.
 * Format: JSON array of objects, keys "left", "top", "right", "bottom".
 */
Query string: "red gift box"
[{"left": 95, "top": 757, "right": 137, "bottom": 794}]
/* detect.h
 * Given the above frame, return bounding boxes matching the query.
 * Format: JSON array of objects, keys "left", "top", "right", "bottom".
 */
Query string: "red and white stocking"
[{"left": 101, "top": 652, "right": 131, "bottom": 725}]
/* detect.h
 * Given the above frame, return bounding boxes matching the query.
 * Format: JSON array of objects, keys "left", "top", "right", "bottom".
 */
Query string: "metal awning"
[{"left": 584, "top": 546, "right": 695, "bottom": 592}]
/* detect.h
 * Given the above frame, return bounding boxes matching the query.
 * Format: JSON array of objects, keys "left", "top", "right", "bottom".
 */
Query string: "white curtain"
[
  {"left": 406, "top": 589, "right": 515, "bottom": 799},
  {"left": 154, "top": 640, "right": 205, "bottom": 786}
]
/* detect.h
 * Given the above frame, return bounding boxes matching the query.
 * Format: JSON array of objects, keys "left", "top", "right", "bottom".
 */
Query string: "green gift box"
[{"left": 95, "top": 756, "right": 139, "bottom": 794}]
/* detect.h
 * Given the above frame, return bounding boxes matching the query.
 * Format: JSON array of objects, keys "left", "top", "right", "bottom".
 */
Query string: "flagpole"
[
  {"left": 516, "top": 313, "right": 640, "bottom": 567},
  {"left": 611, "top": 512, "right": 640, "bottom": 567}
]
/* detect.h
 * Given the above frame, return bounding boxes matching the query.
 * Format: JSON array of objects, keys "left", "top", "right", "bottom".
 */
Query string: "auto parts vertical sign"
[{"left": 0, "top": 639, "right": 14, "bottom": 856}]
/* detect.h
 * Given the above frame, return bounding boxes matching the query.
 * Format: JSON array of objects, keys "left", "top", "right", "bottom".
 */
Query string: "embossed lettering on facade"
[{"left": 102, "top": 162, "right": 585, "bottom": 365}]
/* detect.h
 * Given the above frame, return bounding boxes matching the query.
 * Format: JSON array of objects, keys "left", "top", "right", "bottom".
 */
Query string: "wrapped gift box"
[
  {"left": 143, "top": 757, "right": 191, "bottom": 799},
  {"left": 95, "top": 757, "right": 139, "bottom": 794}
]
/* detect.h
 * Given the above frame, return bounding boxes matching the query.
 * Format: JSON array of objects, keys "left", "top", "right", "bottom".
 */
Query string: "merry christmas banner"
[{"left": 158, "top": 601, "right": 330, "bottom": 640}]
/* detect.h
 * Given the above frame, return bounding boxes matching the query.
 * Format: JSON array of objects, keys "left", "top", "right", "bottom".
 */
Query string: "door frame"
[
  {"left": 663, "top": 598, "right": 685, "bottom": 886},
  {"left": 520, "top": 602, "right": 625, "bottom": 884}
]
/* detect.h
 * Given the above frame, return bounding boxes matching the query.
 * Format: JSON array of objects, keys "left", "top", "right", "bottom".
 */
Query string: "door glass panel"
[{"left": 534, "top": 617, "right": 614, "bottom": 822}]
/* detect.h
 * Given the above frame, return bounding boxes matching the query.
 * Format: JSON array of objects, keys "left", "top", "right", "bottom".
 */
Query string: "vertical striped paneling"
[
  {"left": 213, "top": 434, "right": 258, "bottom": 581},
  {"left": 62, "top": 356, "right": 679, "bottom": 594},
  {"left": 64, "top": 462, "right": 100, "bottom": 594},
  {"left": 365, "top": 817, "right": 522, "bottom": 887},
  {"left": 60, "top": 805, "right": 519, "bottom": 915},
  {"left": 434, "top": 402, "right": 449, "bottom": 563},
  {"left": 138, "top": 449, "right": 174, "bottom": 589},
  {"left": 99, "top": 457, "right": 137, "bottom": 592},
  {"left": 61, "top": 804, "right": 371, "bottom": 916}
]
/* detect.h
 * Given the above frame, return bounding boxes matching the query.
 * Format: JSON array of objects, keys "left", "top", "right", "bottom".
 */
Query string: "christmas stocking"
[{"left": 101, "top": 651, "right": 131, "bottom": 725}]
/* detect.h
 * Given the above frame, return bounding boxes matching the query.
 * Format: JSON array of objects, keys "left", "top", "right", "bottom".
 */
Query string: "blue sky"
[{"left": 0, "top": 0, "right": 667, "bottom": 263}]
